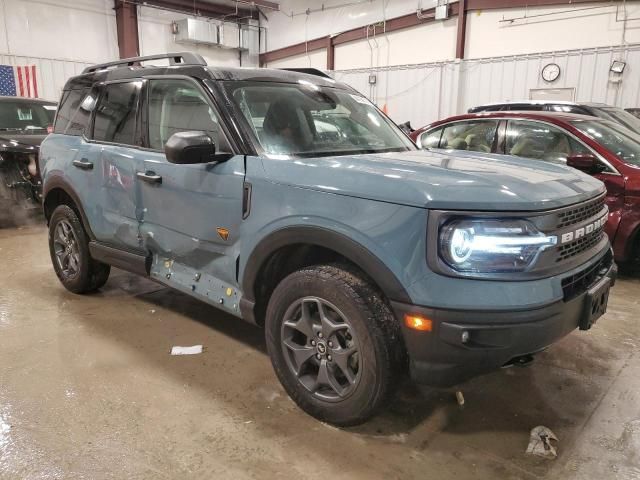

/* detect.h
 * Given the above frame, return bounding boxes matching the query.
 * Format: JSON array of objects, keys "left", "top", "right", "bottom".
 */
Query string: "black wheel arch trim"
[
  {"left": 43, "top": 175, "right": 96, "bottom": 241},
  {"left": 241, "top": 226, "right": 412, "bottom": 306}
]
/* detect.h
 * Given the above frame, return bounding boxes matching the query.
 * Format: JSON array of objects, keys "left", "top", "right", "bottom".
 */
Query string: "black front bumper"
[{"left": 392, "top": 252, "right": 617, "bottom": 388}]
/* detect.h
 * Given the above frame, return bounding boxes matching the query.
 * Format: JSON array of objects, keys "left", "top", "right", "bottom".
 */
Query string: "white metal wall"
[{"left": 333, "top": 43, "right": 640, "bottom": 128}]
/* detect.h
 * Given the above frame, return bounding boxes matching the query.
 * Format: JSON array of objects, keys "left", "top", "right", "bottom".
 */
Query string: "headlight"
[{"left": 439, "top": 219, "right": 557, "bottom": 273}]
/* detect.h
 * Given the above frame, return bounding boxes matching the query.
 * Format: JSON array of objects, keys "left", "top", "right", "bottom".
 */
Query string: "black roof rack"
[
  {"left": 280, "top": 68, "right": 333, "bottom": 79},
  {"left": 82, "top": 52, "right": 207, "bottom": 74}
]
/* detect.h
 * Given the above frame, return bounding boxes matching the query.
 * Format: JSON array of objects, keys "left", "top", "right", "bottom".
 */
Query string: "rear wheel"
[
  {"left": 48, "top": 205, "right": 110, "bottom": 293},
  {"left": 265, "top": 264, "right": 402, "bottom": 426}
]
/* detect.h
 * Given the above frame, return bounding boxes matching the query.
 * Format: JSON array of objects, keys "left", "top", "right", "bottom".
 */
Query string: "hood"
[
  {"left": 259, "top": 149, "right": 606, "bottom": 211},
  {"left": 0, "top": 133, "right": 46, "bottom": 154}
]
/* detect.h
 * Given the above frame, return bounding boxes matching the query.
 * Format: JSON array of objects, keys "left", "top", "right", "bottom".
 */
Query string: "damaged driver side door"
[{"left": 137, "top": 77, "right": 245, "bottom": 313}]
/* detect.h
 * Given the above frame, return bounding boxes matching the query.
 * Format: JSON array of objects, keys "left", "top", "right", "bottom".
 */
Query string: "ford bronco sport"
[{"left": 40, "top": 53, "right": 617, "bottom": 426}]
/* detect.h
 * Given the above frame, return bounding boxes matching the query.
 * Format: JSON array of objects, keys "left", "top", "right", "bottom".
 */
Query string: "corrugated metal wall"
[
  {"left": 0, "top": 55, "right": 91, "bottom": 102},
  {"left": 332, "top": 43, "right": 640, "bottom": 129}
]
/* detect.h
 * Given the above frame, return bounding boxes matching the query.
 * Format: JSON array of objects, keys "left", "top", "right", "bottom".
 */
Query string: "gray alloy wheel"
[
  {"left": 280, "top": 296, "right": 361, "bottom": 402},
  {"left": 52, "top": 219, "right": 81, "bottom": 279}
]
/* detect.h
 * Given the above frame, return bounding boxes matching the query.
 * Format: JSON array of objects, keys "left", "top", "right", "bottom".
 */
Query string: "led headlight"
[{"left": 439, "top": 219, "right": 557, "bottom": 273}]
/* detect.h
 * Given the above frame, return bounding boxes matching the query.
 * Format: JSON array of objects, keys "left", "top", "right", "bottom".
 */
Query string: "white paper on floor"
[
  {"left": 170, "top": 345, "right": 203, "bottom": 355},
  {"left": 526, "top": 426, "right": 558, "bottom": 459}
]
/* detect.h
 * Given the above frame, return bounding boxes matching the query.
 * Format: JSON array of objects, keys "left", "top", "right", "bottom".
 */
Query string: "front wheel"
[
  {"left": 48, "top": 204, "right": 110, "bottom": 293},
  {"left": 265, "top": 264, "right": 402, "bottom": 426}
]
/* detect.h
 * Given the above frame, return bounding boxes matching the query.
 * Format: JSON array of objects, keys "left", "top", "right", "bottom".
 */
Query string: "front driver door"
[{"left": 138, "top": 78, "right": 245, "bottom": 306}]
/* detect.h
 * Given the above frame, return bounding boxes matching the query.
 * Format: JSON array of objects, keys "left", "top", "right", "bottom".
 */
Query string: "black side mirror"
[
  {"left": 566, "top": 153, "right": 606, "bottom": 175},
  {"left": 165, "top": 131, "right": 217, "bottom": 164}
]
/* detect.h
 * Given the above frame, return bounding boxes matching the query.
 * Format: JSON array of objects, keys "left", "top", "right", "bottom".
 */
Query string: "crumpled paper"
[{"left": 526, "top": 426, "right": 558, "bottom": 459}]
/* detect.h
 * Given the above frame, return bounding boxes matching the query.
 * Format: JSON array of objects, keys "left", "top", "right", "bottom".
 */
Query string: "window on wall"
[
  {"left": 506, "top": 120, "right": 590, "bottom": 164},
  {"left": 439, "top": 120, "right": 499, "bottom": 153},
  {"left": 92, "top": 81, "right": 141, "bottom": 145},
  {"left": 147, "top": 79, "right": 221, "bottom": 150}
]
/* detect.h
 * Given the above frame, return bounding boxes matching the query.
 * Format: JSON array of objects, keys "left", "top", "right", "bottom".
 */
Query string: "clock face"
[{"left": 542, "top": 63, "right": 561, "bottom": 82}]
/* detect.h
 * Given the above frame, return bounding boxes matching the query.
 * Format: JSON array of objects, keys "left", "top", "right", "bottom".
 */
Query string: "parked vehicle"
[
  {"left": 40, "top": 53, "right": 616, "bottom": 426},
  {"left": 626, "top": 107, "right": 640, "bottom": 119},
  {"left": 0, "top": 96, "right": 56, "bottom": 222},
  {"left": 469, "top": 100, "right": 640, "bottom": 133},
  {"left": 411, "top": 111, "right": 640, "bottom": 265}
]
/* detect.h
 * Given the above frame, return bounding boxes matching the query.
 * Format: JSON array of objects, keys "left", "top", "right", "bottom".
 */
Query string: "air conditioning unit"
[
  {"left": 173, "top": 18, "right": 248, "bottom": 50},
  {"left": 435, "top": 5, "right": 449, "bottom": 20}
]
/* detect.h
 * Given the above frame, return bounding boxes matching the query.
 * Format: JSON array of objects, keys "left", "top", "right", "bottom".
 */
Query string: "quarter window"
[
  {"left": 93, "top": 81, "right": 141, "bottom": 145},
  {"left": 54, "top": 88, "right": 95, "bottom": 136},
  {"left": 439, "top": 120, "right": 499, "bottom": 153},
  {"left": 418, "top": 127, "right": 443, "bottom": 149},
  {"left": 147, "top": 79, "right": 220, "bottom": 150},
  {"left": 506, "top": 120, "right": 589, "bottom": 163}
]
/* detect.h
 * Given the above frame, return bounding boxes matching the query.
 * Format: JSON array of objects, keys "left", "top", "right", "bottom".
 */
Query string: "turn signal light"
[{"left": 404, "top": 314, "right": 432, "bottom": 332}]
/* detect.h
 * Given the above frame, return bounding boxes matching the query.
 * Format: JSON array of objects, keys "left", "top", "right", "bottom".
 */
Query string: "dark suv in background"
[
  {"left": 0, "top": 96, "right": 56, "bottom": 222},
  {"left": 469, "top": 101, "right": 640, "bottom": 134}
]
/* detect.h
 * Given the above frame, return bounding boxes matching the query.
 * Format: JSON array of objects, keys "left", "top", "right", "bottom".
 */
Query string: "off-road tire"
[
  {"left": 265, "top": 264, "right": 403, "bottom": 426},
  {"left": 48, "top": 205, "right": 110, "bottom": 293}
]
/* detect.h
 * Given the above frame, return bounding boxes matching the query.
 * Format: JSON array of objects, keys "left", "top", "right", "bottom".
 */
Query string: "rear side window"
[
  {"left": 54, "top": 88, "right": 95, "bottom": 136},
  {"left": 93, "top": 81, "right": 141, "bottom": 145},
  {"left": 440, "top": 120, "right": 499, "bottom": 153}
]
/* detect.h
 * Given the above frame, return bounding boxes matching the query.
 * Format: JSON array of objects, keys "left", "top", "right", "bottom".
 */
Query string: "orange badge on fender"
[{"left": 216, "top": 227, "right": 229, "bottom": 241}]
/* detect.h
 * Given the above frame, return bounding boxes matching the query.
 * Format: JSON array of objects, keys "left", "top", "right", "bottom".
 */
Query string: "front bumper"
[{"left": 392, "top": 251, "right": 617, "bottom": 387}]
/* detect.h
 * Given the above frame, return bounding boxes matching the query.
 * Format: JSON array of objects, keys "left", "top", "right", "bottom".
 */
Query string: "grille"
[
  {"left": 557, "top": 196, "right": 605, "bottom": 229},
  {"left": 561, "top": 250, "right": 613, "bottom": 301},
  {"left": 557, "top": 231, "right": 605, "bottom": 262}
]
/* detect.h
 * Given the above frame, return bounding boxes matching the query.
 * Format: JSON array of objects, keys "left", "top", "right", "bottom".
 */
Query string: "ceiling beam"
[
  {"left": 456, "top": 0, "right": 467, "bottom": 59},
  {"left": 140, "top": 0, "right": 259, "bottom": 20}
]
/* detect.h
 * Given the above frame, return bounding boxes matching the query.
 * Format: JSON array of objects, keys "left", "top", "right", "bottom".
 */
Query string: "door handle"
[
  {"left": 137, "top": 171, "right": 162, "bottom": 184},
  {"left": 72, "top": 158, "right": 93, "bottom": 170}
]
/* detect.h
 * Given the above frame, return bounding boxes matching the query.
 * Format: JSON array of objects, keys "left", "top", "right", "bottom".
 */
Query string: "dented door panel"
[{"left": 138, "top": 152, "right": 246, "bottom": 289}]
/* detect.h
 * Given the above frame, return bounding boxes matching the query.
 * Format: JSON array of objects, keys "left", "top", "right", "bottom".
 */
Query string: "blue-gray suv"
[{"left": 40, "top": 53, "right": 617, "bottom": 426}]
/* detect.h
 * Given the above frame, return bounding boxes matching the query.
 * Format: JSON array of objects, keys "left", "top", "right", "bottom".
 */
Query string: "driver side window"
[{"left": 147, "top": 79, "right": 220, "bottom": 150}]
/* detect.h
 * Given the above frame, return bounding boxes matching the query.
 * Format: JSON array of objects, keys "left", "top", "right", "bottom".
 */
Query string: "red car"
[{"left": 410, "top": 111, "right": 640, "bottom": 265}]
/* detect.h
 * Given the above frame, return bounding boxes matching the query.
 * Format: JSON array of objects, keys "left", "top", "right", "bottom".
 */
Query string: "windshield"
[
  {"left": 0, "top": 100, "right": 56, "bottom": 132},
  {"left": 224, "top": 81, "right": 414, "bottom": 157},
  {"left": 594, "top": 106, "right": 640, "bottom": 133},
  {"left": 572, "top": 119, "right": 640, "bottom": 167}
]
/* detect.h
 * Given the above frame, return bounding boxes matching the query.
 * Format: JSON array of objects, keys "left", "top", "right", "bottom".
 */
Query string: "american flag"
[{"left": 0, "top": 65, "right": 39, "bottom": 98}]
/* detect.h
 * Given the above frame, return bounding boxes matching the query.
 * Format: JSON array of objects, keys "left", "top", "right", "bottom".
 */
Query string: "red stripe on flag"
[
  {"left": 17, "top": 66, "right": 24, "bottom": 97},
  {"left": 25, "top": 66, "right": 31, "bottom": 97},
  {"left": 31, "top": 65, "right": 38, "bottom": 98}
]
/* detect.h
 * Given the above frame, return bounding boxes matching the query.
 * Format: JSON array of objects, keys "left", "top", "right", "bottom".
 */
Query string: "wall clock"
[{"left": 542, "top": 63, "right": 561, "bottom": 83}]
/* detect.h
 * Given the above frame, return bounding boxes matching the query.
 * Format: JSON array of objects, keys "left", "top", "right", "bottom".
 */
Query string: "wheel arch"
[
  {"left": 241, "top": 226, "right": 411, "bottom": 325},
  {"left": 43, "top": 176, "right": 95, "bottom": 240}
]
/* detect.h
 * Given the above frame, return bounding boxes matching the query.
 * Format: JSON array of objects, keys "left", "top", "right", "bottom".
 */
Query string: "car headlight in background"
[{"left": 439, "top": 219, "right": 557, "bottom": 273}]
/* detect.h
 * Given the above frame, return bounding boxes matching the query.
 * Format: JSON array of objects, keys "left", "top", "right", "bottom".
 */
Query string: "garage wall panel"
[
  {"left": 0, "top": 0, "right": 118, "bottom": 62},
  {"left": 333, "top": 43, "right": 640, "bottom": 128},
  {"left": 266, "top": 49, "right": 327, "bottom": 69}
]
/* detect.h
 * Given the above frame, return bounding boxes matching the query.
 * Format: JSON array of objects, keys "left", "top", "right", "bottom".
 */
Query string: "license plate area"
[{"left": 579, "top": 277, "right": 611, "bottom": 331}]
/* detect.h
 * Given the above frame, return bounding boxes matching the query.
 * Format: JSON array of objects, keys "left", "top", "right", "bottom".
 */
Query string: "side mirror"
[
  {"left": 566, "top": 153, "right": 606, "bottom": 175},
  {"left": 165, "top": 131, "right": 217, "bottom": 164}
]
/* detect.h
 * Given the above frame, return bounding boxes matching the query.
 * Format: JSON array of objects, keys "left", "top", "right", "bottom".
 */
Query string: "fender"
[
  {"left": 241, "top": 225, "right": 412, "bottom": 307},
  {"left": 42, "top": 175, "right": 96, "bottom": 240}
]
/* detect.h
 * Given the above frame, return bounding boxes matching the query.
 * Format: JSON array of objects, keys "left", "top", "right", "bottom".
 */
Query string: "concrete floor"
[{"left": 0, "top": 224, "right": 639, "bottom": 480}]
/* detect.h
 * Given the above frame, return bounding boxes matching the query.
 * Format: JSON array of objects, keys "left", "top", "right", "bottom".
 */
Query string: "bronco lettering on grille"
[{"left": 560, "top": 213, "right": 608, "bottom": 244}]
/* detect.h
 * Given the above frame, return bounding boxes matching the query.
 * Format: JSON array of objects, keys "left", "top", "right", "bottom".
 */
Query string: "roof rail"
[
  {"left": 280, "top": 68, "right": 333, "bottom": 79},
  {"left": 82, "top": 52, "right": 207, "bottom": 74}
]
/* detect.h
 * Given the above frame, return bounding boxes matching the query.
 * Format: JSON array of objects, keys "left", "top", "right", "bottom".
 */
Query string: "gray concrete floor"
[{"left": 0, "top": 224, "right": 639, "bottom": 480}]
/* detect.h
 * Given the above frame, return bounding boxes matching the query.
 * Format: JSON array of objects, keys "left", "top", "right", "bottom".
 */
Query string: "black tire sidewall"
[
  {"left": 266, "top": 266, "right": 392, "bottom": 426},
  {"left": 48, "top": 205, "right": 93, "bottom": 293}
]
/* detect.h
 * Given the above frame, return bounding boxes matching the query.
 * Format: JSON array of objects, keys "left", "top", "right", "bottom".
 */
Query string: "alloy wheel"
[{"left": 52, "top": 219, "right": 81, "bottom": 279}]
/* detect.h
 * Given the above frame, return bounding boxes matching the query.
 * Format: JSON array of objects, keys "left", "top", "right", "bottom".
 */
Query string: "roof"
[
  {"left": 471, "top": 100, "right": 610, "bottom": 108},
  {"left": 414, "top": 110, "right": 609, "bottom": 135},
  {"left": 0, "top": 96, "right": 56, "bottom": 105},
  {"left": 64, "top": 63, "right": 348, "bottom": 92}
]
